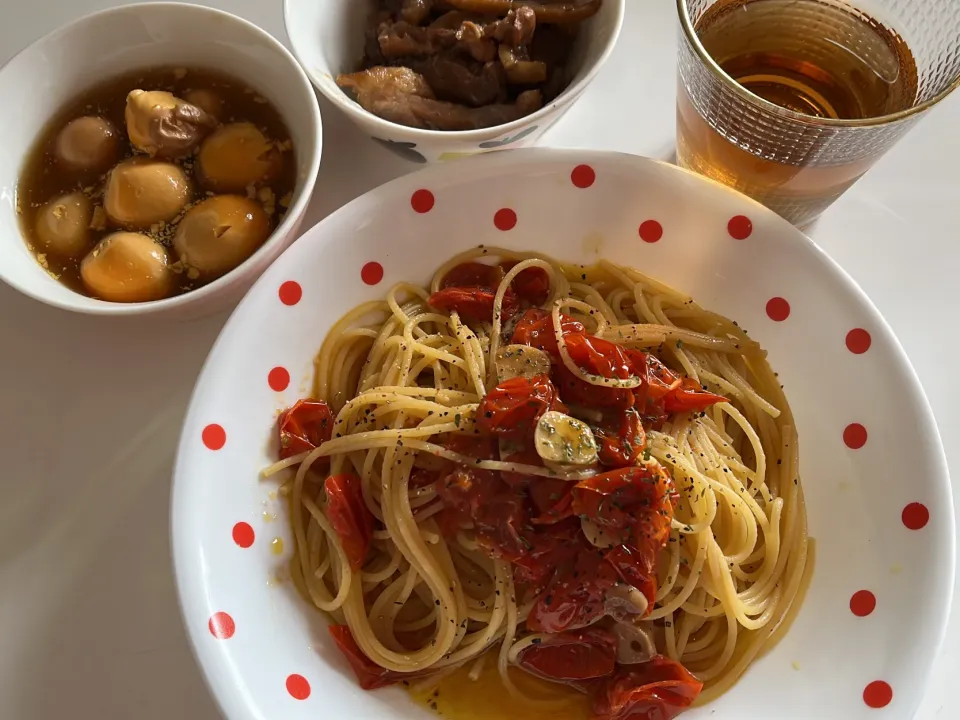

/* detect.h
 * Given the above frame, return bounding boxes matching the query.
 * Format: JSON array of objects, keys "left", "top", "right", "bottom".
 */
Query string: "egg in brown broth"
[{"left": 16, "top": 66, "right": 296, "bottom": 301}]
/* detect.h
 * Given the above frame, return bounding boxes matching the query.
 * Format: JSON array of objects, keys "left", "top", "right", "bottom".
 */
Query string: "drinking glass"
[{"left": 676, "top": 0, "right": 960, "bottom": 226}]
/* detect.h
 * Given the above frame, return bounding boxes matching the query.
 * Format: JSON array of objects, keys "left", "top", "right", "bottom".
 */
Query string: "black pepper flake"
[{"left": 435, "top": 599, "right": 441, "bottom": 605}]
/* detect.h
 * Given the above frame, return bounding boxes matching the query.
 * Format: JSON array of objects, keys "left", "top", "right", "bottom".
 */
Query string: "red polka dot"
[
  {"left": 843, "top": 423, "right": 867, "bottom": 449},
  {"left": 208, "top": 612, "right": 235, "bottom": 639},
  {"left": 279, "top": 281, "right": 302, "bottom": 306},
  {"left": 361, "top": 261, "right": 384, "bottom": 286},
  {"left": 411, "top": 189, "right": 435, "bottom": 213},
  {"left": 232, "top": 521, "right": 255, "bottom": 548},
  {"left": 571, "top": 164, "right": 596, "bottom": 189},
  {"left": 902, "top": 502, "right": 929, "bottom": 530},
  {"left": 863, "top": 680, "right": 892, "bottom": 708},
  {"left": 202, "top": 424, "right": 226, "bottom": 450},
  {"left": 286, "top": 674, "right": 311, "bottom": 700},
  {"left": 268, "top": 366, "right": 290, "bottom": 392},
  {"left": 846, "top": 328, "right": 872, "bottom": 354},
  {"left": 728, "top": 215, "right": 753, "bottom": 239},
  {"left": 494, "top": 208, "right": 517, "bottom": 231},
  {"left": 765, "top": 297, "right": 790, "bottom": 322},
  {"left": 639, "top": 220, "right": 663, "bottom": 243},
  {"left": 849, "top": 590, "right": 876, "bottom": 617}
]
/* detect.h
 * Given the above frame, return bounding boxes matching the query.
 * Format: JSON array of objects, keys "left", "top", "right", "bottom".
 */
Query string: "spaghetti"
[{"left": 264, "top": 248, "right": 811, "bottom": 718}]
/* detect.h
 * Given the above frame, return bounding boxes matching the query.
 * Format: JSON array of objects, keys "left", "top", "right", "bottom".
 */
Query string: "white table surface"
[{"left": 0, "top": 1, "right": 956, "bottom": 718}]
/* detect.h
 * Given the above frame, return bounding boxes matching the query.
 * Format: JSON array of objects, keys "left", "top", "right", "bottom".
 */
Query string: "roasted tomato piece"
[
  {"left": 428, "top": 286, "right": 519, "bottom": 323},
  {"left": 571, "top": 465, "right": 675, "bottom": 551},
  {"left": 512, "top": 308, "right": 585, "bottom": 358},
  {"left": 511, "top": 517, "right": 583, "bottom": 591},
  {"left": 604, "top": 544, "right": 657, "bottom": 614},
  {"left": 527, "top": 546, "right": 619, "bottom": 633},
  {"left": 663, "top": 377, "right": 727, "bottom": 414},
  {"left": 553, "top": 362, "right": 635, "bottom": 410},
  {"left": 278, "top": 399, "right": 334, "bottom": 460},
  {"left": 573, "top": 465, "right": 673, "bottom": 529},
  {"left": 477, "top": 374, "right": 561, "bottom": 438},
  {"left": 516, "top": 628, "right": 617, "bottom": 683},
  {"left": 564, "top": 334, "right": 643, "bottom": 382},
  {"left": 474, "top": 490, "right": 529, "bottom": 562},
  {"left": 324, "top": 473, "right": 374, "bottom": 572},
  {"left": 500, "top": 442, "right": 543, "bottom": 487},
  {"left": 528, "top": 476, "right": 575, "bottom": 524},
  {"left": 436, "top": 466, "right": 503, "bottom": 533},
  {"left": 594, "top": 408, "right": 646, "bottom": 468},
  {"left": 643, "top": 354, "right": 682, "bottom": 400},
  {"left": 500, "top": 260, "right": 551, "bottom": 305},
  {"left": 590, "top": 656, "right": 703, "bottom": 720},
  {"left": 643, "top": 355, "right": 726, "bottom": 413},
  {"left": 441, "top": 261, "right": 505, "bottom": 290},
  {"left": 441, "top": 433, "right": 499, "bottom": 462}
]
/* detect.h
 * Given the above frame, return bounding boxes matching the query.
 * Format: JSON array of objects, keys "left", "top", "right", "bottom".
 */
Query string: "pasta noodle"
[{"left": 265, "top": 247, "right": 812, "bottom": 716}]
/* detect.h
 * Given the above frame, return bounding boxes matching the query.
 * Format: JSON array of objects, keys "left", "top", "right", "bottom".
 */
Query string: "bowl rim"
[
  {"left": 0, "top": 1, "right": 323, "bottom": 317},
  {"left": 282, "top": 0, "right": 626, "bottom": 141},
  {"left": 171, "top": 147, "right": 954, "bottom": 720}
]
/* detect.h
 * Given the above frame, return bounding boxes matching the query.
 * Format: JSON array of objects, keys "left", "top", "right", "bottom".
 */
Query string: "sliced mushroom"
[
  {"left": 534, "top": 410, "right": 598, "bottom": 466},
  {"left": 607, "top": 617, "right": 657, "bottom": 665},
  {"left": 125, "top": 90, "right": 217, "bottom": 159},
  {"left": 495, "top": 344, "right": 551, "bottom": 383}
]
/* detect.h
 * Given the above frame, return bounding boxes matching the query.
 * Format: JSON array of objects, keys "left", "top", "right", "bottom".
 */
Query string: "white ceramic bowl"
[
  {"left": 284, "top": 0, "right": 624, "bottom": 163},
  {"left": 173, "top": 150, "right": 953, "bottom": 719},
  {"left": 0, "top": 2, "right": 322, "bottom": 318}
]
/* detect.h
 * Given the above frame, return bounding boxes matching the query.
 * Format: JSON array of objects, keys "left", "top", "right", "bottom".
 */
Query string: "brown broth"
[{"left": 16, "top": 66, "right": 297, "bottom": 299}]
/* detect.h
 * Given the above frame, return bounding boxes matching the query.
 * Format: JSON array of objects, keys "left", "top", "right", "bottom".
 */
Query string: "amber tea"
[{"left": 676, "top": 0, "right": 925, "bottom": 225}]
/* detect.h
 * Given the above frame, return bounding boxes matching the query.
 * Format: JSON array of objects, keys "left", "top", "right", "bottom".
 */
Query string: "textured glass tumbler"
[{"left": 676, "top": 0, "right": 960, "bottom": 226}]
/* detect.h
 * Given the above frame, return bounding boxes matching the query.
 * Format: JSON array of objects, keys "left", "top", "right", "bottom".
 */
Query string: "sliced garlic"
[
  {"left": 534, "top": 410, "right": 598, "bottom": 467},
  {"left": 495, "top": 344, "right": 552, "bottom": 383},
  {"left": 581, "top": 517, "right": 618, "bottom": 549},
  {"left": 607, "top": 617, "right": 656, "bottom": 665}
]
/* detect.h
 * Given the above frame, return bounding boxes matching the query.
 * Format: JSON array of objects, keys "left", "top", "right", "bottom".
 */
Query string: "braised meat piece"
[
  {"left": 342, "top": 0, "right": 600, "bottom": 131},
  {"left": 378, "top": 20, "right": 497, "bottom": 63},
  {"left": 401, "top": 0, "right": 435, "bottom": 24},
  {"left": 408, "top": 55, "right": 506, "bottom": 106},
  {"left": 439, "top": 1, "right": 601, "bottom": 24},
  {"left": 337, "top": 67, "right": 542, "bottom": 130},
  {"left": 487, "top": 8, "right": 537, "bottom": 47}
]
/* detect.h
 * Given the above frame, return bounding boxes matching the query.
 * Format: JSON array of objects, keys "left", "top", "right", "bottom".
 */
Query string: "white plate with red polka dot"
[{"left": 172, "top": 149, "right": 953, "bottom": 720}]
